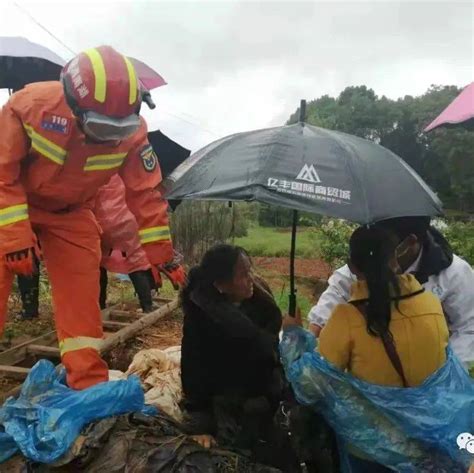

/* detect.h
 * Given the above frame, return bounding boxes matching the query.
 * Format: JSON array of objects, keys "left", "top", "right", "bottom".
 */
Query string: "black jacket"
[
  {"left": 412, "top": 227, "right": 453, "bottom": 284},
  {"left": 181, "top": 277, "right": 282, "bottom": 406}
]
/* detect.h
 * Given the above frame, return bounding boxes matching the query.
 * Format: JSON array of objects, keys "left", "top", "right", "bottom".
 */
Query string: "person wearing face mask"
[
  {"left": 308, "top": 216, "right": 474, "bottom": 366},
  {"left": 0, "top": 46, "right": 181, "bottom": 389},
  {"left": 283, "top": 226, "right": 453, "bottom": 472}
]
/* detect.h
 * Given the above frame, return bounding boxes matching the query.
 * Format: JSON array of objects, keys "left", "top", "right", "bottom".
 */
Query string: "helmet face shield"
[{"left": 80, "top": 111, "right": 140, "bottom": 142}]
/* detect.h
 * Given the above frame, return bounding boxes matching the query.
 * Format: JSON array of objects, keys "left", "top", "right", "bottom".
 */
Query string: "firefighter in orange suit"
[{"left": 0, "top": 45, "right": 184, "bottom": 389}]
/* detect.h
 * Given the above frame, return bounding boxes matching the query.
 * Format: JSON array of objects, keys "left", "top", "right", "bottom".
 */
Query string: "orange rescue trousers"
[{"left": 0, "top": 206, "right": 108, "bottom": 389}]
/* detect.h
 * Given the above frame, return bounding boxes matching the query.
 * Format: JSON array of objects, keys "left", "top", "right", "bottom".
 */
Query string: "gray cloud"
[{"left": 1, "top": 0, "right": 472, "bottom": 150}]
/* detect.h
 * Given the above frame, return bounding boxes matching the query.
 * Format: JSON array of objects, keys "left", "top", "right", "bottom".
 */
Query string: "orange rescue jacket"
[{"left": 0, "top": 81, "right": 173, "bottom": 265}]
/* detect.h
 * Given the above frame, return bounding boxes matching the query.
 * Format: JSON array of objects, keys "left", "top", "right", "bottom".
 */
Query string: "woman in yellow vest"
[{"left": 317, "top": 225, "right": 449, "bottom": 471}]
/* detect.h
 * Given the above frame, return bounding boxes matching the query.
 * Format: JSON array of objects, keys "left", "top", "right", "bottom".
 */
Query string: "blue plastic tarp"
[
  {"left": 280, "top": 326, "right": 474, "bottom": 472},
  {"left": 0, "top": 360, "right": 153, "bottom": 464}
]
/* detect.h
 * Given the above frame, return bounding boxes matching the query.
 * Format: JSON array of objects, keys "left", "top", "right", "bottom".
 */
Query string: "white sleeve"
[
  {"left": 308, "top": 264, "right": 354, "bottom": 327},
  {"left": 438, "top": 255, "right": 474, "bottom": 365}
]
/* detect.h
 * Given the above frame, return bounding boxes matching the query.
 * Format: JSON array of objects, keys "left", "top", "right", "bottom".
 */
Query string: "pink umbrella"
[
  {"left": 129, "top": 57, "right": 167, "bottom": 91},
  {"left": 425, "top": 82, "right": 474, "bottom": 132}
]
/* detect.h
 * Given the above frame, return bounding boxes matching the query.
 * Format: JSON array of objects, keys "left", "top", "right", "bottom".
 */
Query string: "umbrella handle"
[
  {"left": 289, "top": 209, "right": 298, "bottom": 317},
  {"left": 289, "top": 293, "right": 297, "bottom": 317}
]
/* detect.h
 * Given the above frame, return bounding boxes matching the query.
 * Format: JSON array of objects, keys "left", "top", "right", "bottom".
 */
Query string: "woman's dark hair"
[
  {"left": 375, "top": 216, "right": 431, "bottom": 244},
  {"left": 183, "top": 244, "right": 249, "bottom": 297},
  {"left": 349, "top": 226, "right": 401, "bottom": 339}
]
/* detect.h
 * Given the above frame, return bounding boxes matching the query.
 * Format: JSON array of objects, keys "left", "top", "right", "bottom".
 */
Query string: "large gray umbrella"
[
  {"left": 167, "top": 125, "right": 441, "bottom": 223},
  {"left": 166, "top": 102, "right": 442, "bottom": 312}
]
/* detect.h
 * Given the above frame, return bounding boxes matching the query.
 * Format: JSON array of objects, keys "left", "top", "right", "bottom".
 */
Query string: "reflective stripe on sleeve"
[
  {"left": 0, "top": 203, "right": 28, "bottom": 227},
  {"left": 138, "top": 226, "right": 171, "bottom": 244},
  {"left": 24, "top": 124, "right": 67, "bottom": 165},
  {"left": 84, "top": 152, "right": 127, "bottom": 171}
]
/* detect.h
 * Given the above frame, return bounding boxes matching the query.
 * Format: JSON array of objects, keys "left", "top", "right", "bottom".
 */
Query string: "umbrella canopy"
[
  {"left": 166, "top": 122, "right": 442, "bottom": 225},
  {"left": 148, "top": 129, "right": 191, "bottom": 179},
  {"left": 0, "top": 38, "right": 166, "bottom": 95},
  {"left": 148, "top": 129, "right": 191, "bottom": 211},
  {"left": 424, "top": 82, "right": 474, "bottom": 132},
  {"left": 0, "top": 36, "right": 66, "bottom": 90},
  {"left": 129, "top": 57, "right": 167, "bottom": 91}
]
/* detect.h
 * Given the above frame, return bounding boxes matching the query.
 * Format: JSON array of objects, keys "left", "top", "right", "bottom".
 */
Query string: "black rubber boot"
[
  {"left": 17, "top": 271, "right": 40, "bottom": 319},
  {"left": 129, "top": 270, "right": 155, "bottom": 312},
  {"left": 99, "top": 267, "right": 108, "bottom": 310}
]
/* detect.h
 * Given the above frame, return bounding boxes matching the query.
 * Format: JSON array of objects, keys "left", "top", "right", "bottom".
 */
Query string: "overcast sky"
[{"left": 0, "top": 0, "right": 472, "bottom": 151}]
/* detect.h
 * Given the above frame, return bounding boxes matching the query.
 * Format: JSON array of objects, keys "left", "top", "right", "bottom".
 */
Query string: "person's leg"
[
  {"left": 34, "top": 207, "right": 108, "bottom": 389},
  {"left": 17, "top": 262, "right": 40, "bottom": 319},
  {"left": 0, "top": 260, "right": 14, "bottom": 332},
  {"left": 129, "top": 270, "right": 154, "bottom": 312},
  {"left": 99, "top": 267, "right": 108, "bottom": 310},
  {"left": 289, "top": 405, "right": 340, "bottom": 473}
]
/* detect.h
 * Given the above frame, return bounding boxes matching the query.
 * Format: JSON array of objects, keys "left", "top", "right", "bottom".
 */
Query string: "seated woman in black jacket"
[{"left": 180, "top": 244, "right": 297, "bottom": 470}]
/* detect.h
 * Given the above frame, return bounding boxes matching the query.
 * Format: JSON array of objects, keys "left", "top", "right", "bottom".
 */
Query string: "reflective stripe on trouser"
[
  {"left": 27, "top": 206, "right": 107, "bottom": 389},
  {"left": 138, "top": 225, "right": 171, "bottom": 245},
  {"left": 59, "top": 336, "right": 103, "bottom": 356}
]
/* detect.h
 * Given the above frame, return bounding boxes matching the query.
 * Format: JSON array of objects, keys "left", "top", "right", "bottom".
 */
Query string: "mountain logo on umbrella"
[{"left": 296, "top": 164, "right": 321, "bottom": 183}]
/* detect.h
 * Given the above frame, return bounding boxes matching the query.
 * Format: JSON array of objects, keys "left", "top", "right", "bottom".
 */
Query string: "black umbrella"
[
  {"left": 165, "top": 101, "right": 443, "bottom": 314},
  {"left": 148, "top": 129, "right": 191, "bottom": 211},
  {"left": 0, "top": 36, "right": 66, "bottom": 91},
  {"left": 148, "top": 130, "right": 191, "bottom": 179}
]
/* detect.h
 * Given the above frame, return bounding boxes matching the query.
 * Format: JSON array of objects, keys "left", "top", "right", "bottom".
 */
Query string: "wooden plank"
[
  {"left": 0, "top": 305, "right": 120, "bottom": 367},
  {"left": 0, "top": 300, "right": 176, "bottom": 402},
  {"left": 27, "top": 344, "right": 60, "bottom": 357},
  {"left": 102, "top": 320, "right": 130, "bottom": 331},
  {"left": 100, "top": 298, "right": 178, "bottom": 354},
  {"left": 110, "top": 309, "right": 139, "bottom": 322},
  {"left": 0, "top": 385, "right": 21, "bottom": 403},
  {"left": 100, "top": 303, "right": 120, "bottom": 322},
  {"left": 0, "top": 331, "right": 57, "bottom": 366},
  {"left": 0, "top": 365, "right": 30, "bottom": 380},
  {"left": 153, "top": 296, "right": 173, "bottom": 303}
]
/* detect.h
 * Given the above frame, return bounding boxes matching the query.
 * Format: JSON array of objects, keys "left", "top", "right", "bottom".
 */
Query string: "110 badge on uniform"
[{"left": 41, "top": 112, "right": 71, "bottom": 135}]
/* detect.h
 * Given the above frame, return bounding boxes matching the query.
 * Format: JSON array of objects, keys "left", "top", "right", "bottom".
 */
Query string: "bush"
[
  {"left": 170, "top": 201, "right": 252, "bottom": 265},
  {"left": 442, "top": 220, "right": 474, "bottom": 265},
  {"left": 310, "top": 219, "right": 356, "bottom": 269}
]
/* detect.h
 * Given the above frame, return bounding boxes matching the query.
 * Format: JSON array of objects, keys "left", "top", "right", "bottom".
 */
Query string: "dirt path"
[{"left": 253, "top": 256, "right": 332, "bottom": 280}]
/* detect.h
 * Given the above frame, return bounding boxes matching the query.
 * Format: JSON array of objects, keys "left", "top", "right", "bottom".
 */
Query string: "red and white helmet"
[{"left": 61, "top": 45, "right": 142, "bottom": 141}]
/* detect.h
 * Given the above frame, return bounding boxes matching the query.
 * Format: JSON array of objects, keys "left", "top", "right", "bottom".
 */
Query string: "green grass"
[
  {"left": 235, "top": 226, "right": 320, "bottom": 258},
  {"left": 273, "top": 290, "right": 312, "bottom": 320},
  {"left": 235, "top": 226, "right": 321, "bottom": 319}
]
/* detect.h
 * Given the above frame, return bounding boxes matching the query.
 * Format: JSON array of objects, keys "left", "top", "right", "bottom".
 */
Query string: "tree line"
[{"left": 287, "top": 85, "right": 474, "bottom": 214}]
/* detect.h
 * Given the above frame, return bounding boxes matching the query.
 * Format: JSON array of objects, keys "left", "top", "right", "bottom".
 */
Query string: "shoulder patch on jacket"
[
  {"left": 41, "top": 112, "right": 71, "bottom": 135},
  {"left": 140, "top": 144, "right": 157, "bottom": 172}
]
